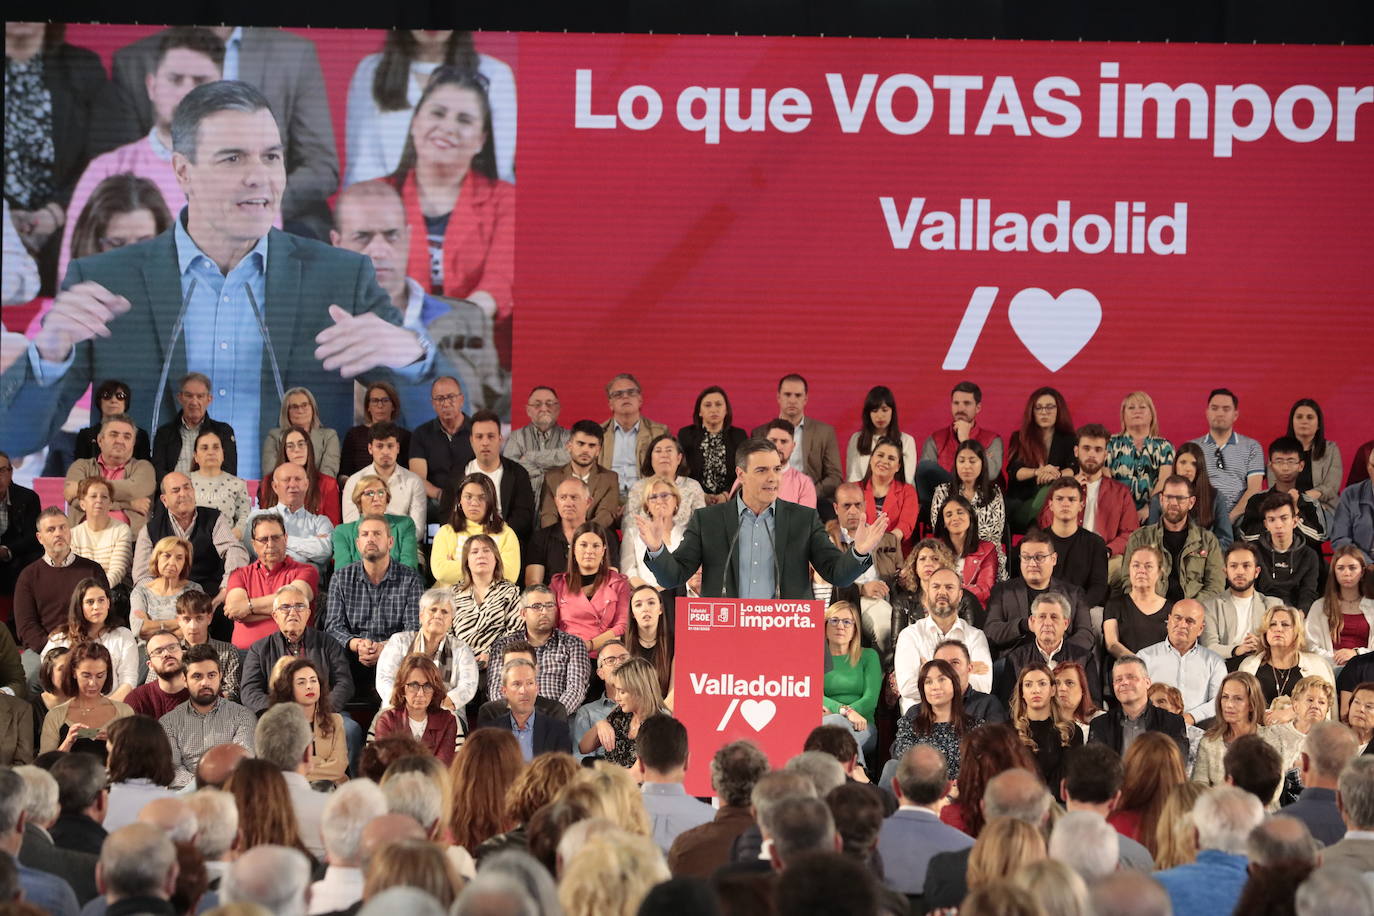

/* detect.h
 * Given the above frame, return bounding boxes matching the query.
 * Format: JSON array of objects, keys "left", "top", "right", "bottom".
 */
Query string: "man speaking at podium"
[
  {"left": 637, "top": 438, "right": 890, "bottom": 599},
  {"left": 3, "top": 80, "right": 436, "bottom": 480}
]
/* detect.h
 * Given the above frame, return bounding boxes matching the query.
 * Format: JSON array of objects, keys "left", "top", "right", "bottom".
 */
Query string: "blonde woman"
[
  {"left": 69, "top": 477, "right": 132, "bottom": 587},
  {"left": 331, "top": 474, "right": 420, "bottom": 569},
  {"left": 579, "top": 657, "right": 667, "bottom": 768},
  {"left": 1153, "top": 780, "right": 1208, "bottom": 869},
  {"left": 559, "top": 829, "right": 669, "bottom": 916},
  {"left": 556, "top": 762, "right": 652, "bottom": 837},
  {"left": 128, "top": 536, "right": 202, "bottom": 639},
  {"left": 1107, "top": 391, "right": 1175, "bottom": 523},
  {"left": 1011, "top": 859, "right": 1089, "bottom": 916},
  {"left": 821, "top": 601, "right": 881, "bottom": 765},
  {"left": 1191, "top": 671, "right": 1302, "bottom": 807},
  {"left": 262, "top": 386, "right": 341, "bottom": 478},
  {"left": 1239, "top": 605, "right": 1335, "bottom": 706},
  {"left": 620, "top": 478, "right": 688, "bottom": 590},
  {"left": 966, "top": 817, "right": 1047, "bottom": 893}
]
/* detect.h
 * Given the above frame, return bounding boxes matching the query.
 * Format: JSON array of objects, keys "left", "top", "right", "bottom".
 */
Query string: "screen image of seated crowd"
[{"left": 1, "top": 19, "right": 1373, "bottom": 916}]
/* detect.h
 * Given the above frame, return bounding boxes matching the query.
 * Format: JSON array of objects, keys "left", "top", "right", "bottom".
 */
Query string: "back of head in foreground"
[
  {"left": 220, "top": 844, "right": 311, "bottom": 916},
  {"left": 558, "top": 829, "right": 669, "bottom": 916}
]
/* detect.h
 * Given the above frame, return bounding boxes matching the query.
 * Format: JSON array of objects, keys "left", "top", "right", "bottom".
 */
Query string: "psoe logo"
[{"left": 686, "top": 602, "right": 736, "bottom": 630}]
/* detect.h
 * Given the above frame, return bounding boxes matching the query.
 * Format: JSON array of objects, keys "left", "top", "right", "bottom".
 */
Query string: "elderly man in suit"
[
  {"left": 475, "top": 657, "right": 573, "bottom": 760},
  {"left": 638, "top": 439, "right": 889, "bottom": 600},
  {"left": 750, "top": 373, "right": 843, "bottom": 503},
  {"left": 4, "top": 80, "right": 436, "bottom": 483},
  {"left": 877, "top": 745, "right": 974, "bottom": 901}
]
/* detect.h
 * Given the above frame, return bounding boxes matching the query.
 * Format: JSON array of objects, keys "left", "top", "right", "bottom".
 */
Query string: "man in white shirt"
[
  {"left": 340, "top": 422, "right": 426, "bottom": 538},
  {"left": 254, "top": 703, "right": 327, "bottom": 859},
  {"left": 633, "top": 714, "right": 714, "bottom": 854},
  {"left": 893, "top": 568, "right": 992, "bottom": 712},
  {"left": 1140, "top": 599, "right": 1226, "bottom": 724},
  {"left": 258, "top": 462, "right": 333, "bottom": 572},
  {"left": 308, "top": 780, "right": 386, "bottom": 915},
  {"left": 1201, "top": 541, "right": 1283, "bottom": 667},
  {"left": 459, "top": 409, "right": 536, "bottom": 545}
]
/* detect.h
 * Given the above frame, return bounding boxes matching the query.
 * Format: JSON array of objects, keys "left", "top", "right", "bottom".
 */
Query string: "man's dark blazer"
[
  {"left": 982, "top": 578, "right": 1095, "bottom": 655},
  {"left": 922, "top": 846, "right": 972, "bottom": 911},
  {"left": 1, "top": 482, "right": 42, "bottom": 595},
  {"left": 1001, "top": 640, "right": 1101, "bottom": 704},
  {"left": 2, "top": 226, "right": 430, "bottom": 458},
  {"left": 644, "top": 495, "right": 870, "bottom": 599},
  {"left": 151, "top": 413, "right": 239, "bottom": 478},
  {"left": 1088, "top": 703, "right": 1189, "bottom": 760},
  {"left": 19, "top": 821, "right": 98, "bottom": 904},
  {"left": 49, "top": 812, "right": 107, "bottom": 857},
  {"left": 440, "top": 457, "right": 535, "bottom": 546},
  {"left": 477, "top": 695, "right": 569, "bottom": 723},
  {"left": 239, "top": 628, "right": 354, "bottom": 714},
  {"left": 474, "top": 706, "right": 574, "bottom": 755}
]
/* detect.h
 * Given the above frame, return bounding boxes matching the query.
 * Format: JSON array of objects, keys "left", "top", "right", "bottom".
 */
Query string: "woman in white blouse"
[
  {"left": 377, "top": 587, "right": 480, "bottom": 725},
  {"left": 69, "top": 477, "right": 131, "bottom": 587},
  {"left": 41, "top": 578, "right": 139, "bottom": 701},
  {"left": 189, "top": 429, "right": 251, "bottom": 539},
  {"left": 344, "top": 29, "right": 517, "bottom": 186},
  {"left": 621, "top": 478, "right": 694, "bottom": 593},
  {"left": 625, "top": 434, "right": 706, "bottom": 528}
]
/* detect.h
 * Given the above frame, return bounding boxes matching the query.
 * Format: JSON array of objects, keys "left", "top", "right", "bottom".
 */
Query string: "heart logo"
[
  {"left": 1007, "top": 288, "right": 1102, "bottom": 372},
  {"left": 739, "top": 699, "right": 777, "bottom": 732}
]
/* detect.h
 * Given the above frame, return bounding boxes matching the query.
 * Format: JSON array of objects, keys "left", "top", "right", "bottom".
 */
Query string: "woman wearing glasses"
[
  {"left": 373, "top": 654, "right": 462, "bottom": 764},
  {"left": 340, "top": 381, "right": 412, "bottom": 480},
  {"left": 376, "top": 587, "right": 480, "bottom": 727},
  {"left": 821, "top": 601, "right": 881, "bottom": 766},
  {"left": 73, "top": 379, "right": 152, "bottom": 462},
  {"left": 332, "top": 474, "right": 420, "bottom": 569}
]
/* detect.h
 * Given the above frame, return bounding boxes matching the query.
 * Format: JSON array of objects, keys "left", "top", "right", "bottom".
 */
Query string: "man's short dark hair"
[
  {"left": 250, "top": 513, "right": 286, "bottom": 540},
  {"left": 778, "top": 373, "right": 808, "bottom": 392},
  {"left": 499, "top": 639, "right": 534, "bottom": 659},
  {"left": 710, "top": 740, "right": 770, "bottom": 808},
  {"left": 1162, "top": 473, "right": 1195, "bottom": 495},
  {"left": 1224, "top": 734, "right": 1283, "bottom": 805},
  {"left": 569, "top": 419, "right": 603, "bottom": 442},
  {"left": 1208, "top": 387, "right": 1239, "bottom": 408},
  {"left": 774, "top": 851, "right": 877, "bottom": 916},
  {"left": 469, "top": 409, "right": 501, "bottom": 430},
  {"left": 951, "top": 380, "right": 983, "bottom": 402},
  {"left": 1268, "top": 436, "right": 1304, "bottom": 461},
  {"left": 171, "top": 80, "right": 273, "bottom": 161},
  {"left": 895, "top": 746, "right": 949, "bottom": 805},
  {"left": 1046, "top": 477, "right": 1084, "bottom": 500},
  {"left": 1226, "top": 540, "right": 1259, "bottom": 562},
  {"left": 369, "top": 421, "right": 403, "bottom": 444},
  {"left": 767, "top": 796, "right": 836, "bottom": 864},
  {"left": 1064, "top": 744, "right": 1125, "bottom": 803},
  {"left": 735, "top": 437, "right": 781, "bottom": 470},
  {"left": 183, "top": 643, "right": 221, "bottom": 671},
  {"left": 156, "top": 26, "right": 225, "bottom": 70},
  {"left": 825, "top": 783, "right": 883, "bottom": 859},
  {"left": 1259, "top": 490, "right": 1297, "bottom": 519},
  {"left": 765, "top": 418, "right": 796, "bottom": 437},
  {"left": 803, "top": 725, "right": 858, "bottom": 765},
  {"left": 934, "top": 639, "right": 971, "bottom": 663},
  {"left": 1077, "top": 423, "right": 1110, "bottom": 444},
  {"left": 1020, "top": 527, "right": 1053, "bottom": 550},
  {"left": 51, "top": 752, "right": 107, "bottom": 813},
  {"left": 636, "top": 715, "right": 689, "bottom": 773}
]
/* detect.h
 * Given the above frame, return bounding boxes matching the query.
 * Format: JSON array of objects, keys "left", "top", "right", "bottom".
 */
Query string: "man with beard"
[
  {"left": 892, "top": 568, "right": 992, "bottom": 713},
  {"left": 1037, "top": 424, "right": 1138, "bottom": 578},
  {"left": 225, "top": 514, "right": 319, "bottom": 651},
  {"left": 324, "top": 515, "right": 422, "bottom": 697},
  {"left": 1201, "top": 541, "right": 1284, "bottom": 670},
  {"left": 539, "top": 420, "right": 621, "bottom": 532},
  {"left": 161, "top": 644, "right": 256, "bottom": 789},
  {"left": 124, "top": 632, "right": 189, "bottom": 719},
  {"left": 915, "top": 380, "right": 1004, "bottom": 504},
  {"left": 1001, "top": 592, "right": 1101, "bottom": 703},
  {"left": 1116, "top": 475, "right": 1225, "bottom": 603}
]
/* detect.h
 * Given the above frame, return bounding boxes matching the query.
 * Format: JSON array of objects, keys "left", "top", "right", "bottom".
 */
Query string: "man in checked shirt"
[{"left": 487, "top": 585, "right": 593, "bottom": 715}]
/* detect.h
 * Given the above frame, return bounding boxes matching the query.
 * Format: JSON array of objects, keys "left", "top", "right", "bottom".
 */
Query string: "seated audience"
[
  {"left": 1238, "top": 605, "right": 1335, "bottom": 706},
  {"left": 340, "top": 381, "right": 412, "bottom": 479},
  {"left": 160, "top": 593, "right": 241, "bottom": 703},
  {"left": 1153, "top": 786, "right": 1264, "bottom": 914},
  {"left": 884, "top": 539, "right": 982, "bottom": 662},
  {"left": 0, "top": 451, "right": 42, "bottom": 606},
  {"left": 47, "top": 751, "right": 110, "bottom": 855},
  {"left": 162, "top": 645, "right": 256, "bottom": 789},
  {"left": 257, "top": 439, "right": 340, "bottom": 556},
  {"left": 1192, "top": 672, "right": 1302, "bottom": 800},
  {"left": 1037, "top": 477, "right": 1109, "bottom": 606},
  {"left": 1202, "top": 540, "right": 1284, "bottom": 667},
  {"left": 450, "top": 533, "right": 523, "bottom": 668},
  {"left": 1011, "top": 661, "right": 1084, "bottom": 794},
  {"left": 504, "top": 385, "right": 570, "bottom": 504},
  {"left": 332, "top": 473, "right": 421, "bottom": 569},
  {"left": 408, "top": 376, "right": 475, "bottom": 521},
  {"left": 984, "top": 528, "right": 1094, "bottom": 655},
  {"left": 876, "top": 744, "right": 973, "bottom": 898},
  {"left": 1239, "top": 436, "right": 1329, "bottom": 544},
  {"left": 819, "top": 601, "right": 881, "bottom": 764},
  {"left": 376, "top": 587, "right": 479, "bottom": 719},
  {"left": 1038, "top": 424, "right": 1140, "bottom": 575},
  {"left": 667, "top": 739, "right": 771, "bottom": 878},
  {"left": 477, "top": 657, "right": 574, "bottom": 759},
  {"left": 845, "top": 386, "right": 917, "bottom": 483},
  {"left": 1005, "top": 386, "right": 1076, "bottom": 533},
  {"left": 857, "top": 435, "right": 919, "bottom": 554},
  {"left": 432, "top": 473, "right": 521, "bottom": 586},
  {"left": 891, "top": 658, "right": 982, "bottom": 781},
  {"left": 1002, "top": 591, "right": 1100, "bottom": 704},
  {"left": 12, "top": 764, "right": 97, "bottom": 905},
  {"left": 129, "top": 535, "right": 202, "bottom": 640},
  {"left": 124, "top": 632, "right": 188, "bottom": 719},
  {"left": 72, "top": 380, "right": 153, "bottom": 465},
  {"left": 632, "top": 715, "right": 714, "bottom": 854},
  {"left": 68, "top": 477, "right": 131, "bottom": 591},
  {"left": 1105, "top": 545, "right": 1176, "bottom": 659},
  {"left": 624, "top": 433, "right": 706, "bottom": 527},
  {"left": 1108, "top": 391, "right": 1176, "bottom": 524},
  {"left": 15, "top": 509, "right": 109, "bottom": 657},
  {"left": 538, "top": 419, "right": 621, "bottom": 532},
  {"left": 64, "top": 414, "right": 157, "bottom": 537},
  {"left": 624, "top": 586, "right": 674, "bottom": 706},
  {"left": 184, "top": 430, "right": 252, "bottom": 549},
  {"left": 1061, "top": 743, "right": 1156, "bottom": 869},
  {"left": 151, "top": 371, "right": 239, "bottom": 479},
  {"left": 1323, "top": 756, "right": 1374, "bottom": 871},
  {"left": 916, "top": 380, "right": 1005, "bottom": 504},
  {"left": 1332, "top": 448, "right": 1374, "bottom": 563},
  {"left": 576, "top": 657, "right": 665, "bottom": 768},
  {"left": 39, "top": 641, "right": 133, "bottom": 755},
  {"left": 1117, "top": 474, "right": 1225, "bottom": 601},
  {"left": 448, "top": 411, "right": 536, "bottom": 547},
  {"left": 262, "top": 387, "right": 341, "bottom": 480},
  {"left": 250, "top": 702, "right": 335, "bottom": 859},
  {"left": 489, "top": 586, "right": 592, "bottom": 716},
  {"left": 225, "top": 514, "right": 319, "bottom": 650},
  {"left": 676, "top": 386, "right": 748, "bottom": 505},
  {"left": 551, "top": 522, "right": 630, "bottom": 657},
  {"left": 621, "top": 478, "right": 690, "bottom": 592},
  {"left": 934, "top": 493, "right": 1003, "bottom": 603},
  {"left": 1139, "top": 598, "right": 1225, "bottom": 723},
  {"left": 1050, "top": 810, "right": 1119, "bottom": 881},
  {"left": 1089, "top": 655, "right": 1189, "bottom": 760},
  {"left": 894, "top": 569, "right": 993, "bottom": 711},
  {"left": 571, "top": 640, "right": 629, "bottom": 763},
  {"left": 1192, "top": 388, "right": 1266, "bottom": 547},
  {"left": 241, "top": 584, "right": 354, "bottom": 718},
  {"left": 372, "top": 655, "right": 462, "bottom": 765},
  {"left": 40, "top": 578, "right": 137, "bottom": 701},
  {"left": 311, "top": 780, "right": 388, "bottom": 914},
  {"left": 827, "top": 483, "right": 902, "bottom": 658},
  {"left": 1224, "top": 733, "right": 1286, "bottom": 808},
  {"left": 529, "top": 477, "right": 594, "bottom": 587},
  {"left": 1305, "top": 546, "right": 1374, "bottom": 664},
  {"left": 132, "top": 471, "right": 246, "bottom": 616},
  {"left": 930, "top": 439, "right": 1006, "bottom": 550},
  {"left": 475, "top": 752, "right": 580, "bottom": 861},
  {"left": 1173, "top": 440, "right": 1222, "bottom": 533},
  {"left": 1053, "top": 660, "right": 1101, "bottom": 741},
  {"left": 1110, "top": 732, "right": 1189, "bottom": 857},
  {"left": 222, "top": 763, "right": 314, "bottom": 870},
  {"left": 1250, "top": 490, "right": 1321, "bottom": 611},
  {"left": 341, "top": 422, "right": 427, "bottom": 540},
  {"left": 102, "top": 716, "right": 178, "bottom": 834},
  {"left": 448, "top": 728, "right": 528, "bottom": 853}
]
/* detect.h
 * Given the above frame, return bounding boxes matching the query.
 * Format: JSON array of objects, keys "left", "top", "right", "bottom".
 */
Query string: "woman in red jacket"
[
  {"left": 859, "top": 437, "right": 919, "bottom": 554},
  {"left": 390, "top": 68, "right": 514, "bottom": 365},
  {"left": 933, "top": 493, "right": 1003, "bottom": 605},
  {"left": 373, "top": 655, "right": 462, "bottom": 765}
]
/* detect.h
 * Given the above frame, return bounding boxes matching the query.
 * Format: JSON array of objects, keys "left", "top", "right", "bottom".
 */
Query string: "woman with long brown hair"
[
  {"left": 940, "top": 723, "right": 1039, "bottom": 837},
  {"left": 891, "top": 659, "right": 980, "bottom": 782},
  {"left": 1192, "top": 671, "right": 1303, "bottom": 805},
  {"left": 1010, "top": 662, "right": 1083, "bottom": 796},
  {"left": 476, "top": 751, "right": 580, "bottom": 861},
  {"left": 447, "top": 727, "right": 526, "bottom": 852},
  {"left": 552, "top": 522, "right": 630, "bottom": 658},
  {"left": 1305, "top": 546, "right": 1374, "bottom": 664},
  {"left": 103, "top": 715, "right": 178, "bottom": 831},
  {"left": 625, "top": 585, "right": 675, "bottom": 707},
  {"left": 224, "top": 757, "right": 312, "bottom": 858},
  {"left": 450, "top": 535, "right": 523, "bottom": 668},
  {"left": 39, "top": 641, "right": 134, "bottom": 754},
  {"left": 373, "top": 655, "right": 462, "bottom": 765},
  {"left": 1005, "top": 386, "right": 1076, "bottom": 533},
  {"left": 1109, "top": 732, "right": 1187, "bottom": 857},
  {"left": 41, "top": 578, "right": 138, "bottom": 700},
  {"left": 1052, "top": 660, "right": 1102, "bottom": 742},
  {"left": 1171, "top": 442, "right": 1218, "bottom": 531},
  {"left": 270, "top": 657, "right": 347, "bottom": 785}
]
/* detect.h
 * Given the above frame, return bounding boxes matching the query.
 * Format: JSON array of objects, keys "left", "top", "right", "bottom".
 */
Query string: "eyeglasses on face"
[
  {"left": 826, "top": 618, "right": 855, "bottom": 628},
  {"left": 609, "top": 387, "right": 641, "bottom": 399},
  {"left": 404, "top": 682, "right": 435, "bottom": 693},
  {"left": 275, "top": 603, "right": 309, "bottom": 616}
]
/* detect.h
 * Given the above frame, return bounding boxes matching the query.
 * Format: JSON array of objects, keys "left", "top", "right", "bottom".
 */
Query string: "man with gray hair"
[
  {"left": 256, "top": 702, "right": 327, "bottom": 858},
  {"left": 488, "top": 584, "right": 593, "bottom": 713},
  {"left": 1001, "top": 590, "right": 1100, "bottom": 703},
  {"left": 310, "top": 779, "right": 387, "bottom": 915},
  {"left": 240, "top": 583, "right": 354, "bottom": 714},
  {"left": 1285, "top": 720, "right": 1358, "bottom": 845},
  {"left": 1049, "top": 810, "right": 1120, "bottom": 880},
  {"left": 667, "top": 739, "right": 770, "bottom": 878},
  {"left": 151, "top": 371, "right": 238, "bottom": 477},
  {"left": 183, "top": 789, "right": 237, "bottom": 890},
  {"left": 1154, "top": 785, "right": 1263, "bottom": 914},
  {"left": 1324, "top": 754, "right": 1374, "bottom": 872},
  {"left": 93, "top": 823, "right": 179, "bottom": 913},
  {"left": 1089, "top": 871, "right": 1173, "bottom": 916},
  {"left": 453, "top": 870, "right": 540, "bottom": 916},
  {"left": 878, "top": 745, "right": 973, "bottom": 897},
  {"left": 221, "top": 844, "right": 312, "bottom": 916},
  {"left": 14, "top": 765, "right": 97, "bottom": 904},
  {"left": 0, "top": 767, "right": 80, "bottom": 915},
  {"left": 381, "top": 771, "right": 445, "bottom": 840},
  {"left": 11, "top": 78, "right": 438, "bottom": 478},
  {"left": 784, "top": 751, "right": 846, "bottom": 798},
  {"left": 1247, "top": 815, "right": 1320, "bottom": 869},
  {"left": 1295, "top": 865, "right": 1374, "bottom": 916},
  {"left": 474, "top": 655, "right": 574, "bottom": 758},
  {"left": 924, "top": 768, "right": 1052, "bottom": 908},
  {"left": 765, "top": 796, "right": 841, "bottom": 871},
  {"left": 726, "top": 770, "right": 816, "bottom": 869},
  {"left": 1089, "top": 654, "right": 1189, "bottom": 759},
  {"left": 137, "top": 797, "right": 198, "bottom": 846}
]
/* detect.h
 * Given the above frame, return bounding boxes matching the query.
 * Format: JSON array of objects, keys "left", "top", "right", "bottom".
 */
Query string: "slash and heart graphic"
[
  {"left": 716, "top": 697, "right": 778, "bottom": 732},
  {"left": 943, "top": 286, "right": 1102, "bottom": 372}
]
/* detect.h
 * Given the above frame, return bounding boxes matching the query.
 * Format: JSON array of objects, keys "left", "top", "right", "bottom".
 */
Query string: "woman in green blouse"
[{"left": 821, "top": 600, "right": 882, "bottom": 766}]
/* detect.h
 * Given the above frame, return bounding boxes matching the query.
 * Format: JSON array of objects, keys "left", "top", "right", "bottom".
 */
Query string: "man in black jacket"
[
  {"left": 983, "top": 528, "right": 1095, "bottom": 655},
  {"left": 150, "top": 373, "right": 238, "bottom": 479},
  {"left": 0, "top": 452, "right": 42, "bottom": 603},
  {"left": 1088, "top": 655, "right": 1189, "bottom": 760}
]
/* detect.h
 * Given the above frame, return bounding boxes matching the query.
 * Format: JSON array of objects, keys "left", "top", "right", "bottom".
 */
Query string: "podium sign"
[{"left": 675, "top": 598, "right": 824, "bottom": 797}]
